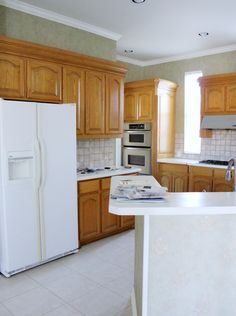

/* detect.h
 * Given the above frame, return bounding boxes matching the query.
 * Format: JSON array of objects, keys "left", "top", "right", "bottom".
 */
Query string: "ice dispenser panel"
[{"left": 8, "top": 151, "right": 34, "bottom": 180}]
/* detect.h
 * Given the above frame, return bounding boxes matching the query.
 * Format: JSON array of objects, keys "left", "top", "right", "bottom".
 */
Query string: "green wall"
[
  {"left": 125, "top": 51, "right": 236, "bottom": 133},
  {"left": 0, "top": 5, "right": 117, "bottom": 61}
]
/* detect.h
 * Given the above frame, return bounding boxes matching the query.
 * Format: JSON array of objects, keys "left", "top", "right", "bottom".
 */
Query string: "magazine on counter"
[{"left": 111, "top": 179, "right": 167, "bottom": 201}]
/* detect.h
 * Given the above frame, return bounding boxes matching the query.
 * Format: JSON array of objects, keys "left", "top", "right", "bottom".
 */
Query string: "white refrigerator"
[{"left": 0, "top": 99, "right": 78, "bottom": 277}]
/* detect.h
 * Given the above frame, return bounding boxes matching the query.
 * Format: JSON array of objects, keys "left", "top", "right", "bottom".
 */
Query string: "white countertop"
[
  {"left": 77, "top": 166, "right": 141, "bottom": 181},
  {"left": 109, "top": 175, "right": 236, "bottom": 216},
  {"left": 157, "top": 158, "right": 228, "bottom": 169}
]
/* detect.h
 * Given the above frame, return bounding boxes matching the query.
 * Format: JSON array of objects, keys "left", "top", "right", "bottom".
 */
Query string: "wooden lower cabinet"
[
  {"left": 79, "top": 192, "right": 101, "bottom": 243},
  {"left": 213, "top": 169, "right": 233, "bottom": 192},
  {"left": 157, "top": 163, "right": 188, "bottom": 192},
  {"left": 120, "top": 216, "right": 135, "bottom": 228},
  {"left": 189, "top": 166, "right": 213, "bottom": 192},
  {"left": 158, "top": 163, "right": 232, "bottom": 193},
  {"left": 78, "top": 176, "right": 135, "bottom": 245},
  {"left": 101, "top": 189, "right": 120, "bottom": 234}
]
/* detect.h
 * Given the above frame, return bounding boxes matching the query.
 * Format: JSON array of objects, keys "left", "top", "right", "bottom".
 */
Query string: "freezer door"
[
  {"left": 37, "top": 103, "right": 78, "bottom": 260},
  {"left": 0, "top": 100, "right": 41, "bottom": 274}
]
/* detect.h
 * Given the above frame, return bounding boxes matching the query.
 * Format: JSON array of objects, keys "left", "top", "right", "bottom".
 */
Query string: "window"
[{"left": 184, "top": 71, "right": 202, "bottom": 154}]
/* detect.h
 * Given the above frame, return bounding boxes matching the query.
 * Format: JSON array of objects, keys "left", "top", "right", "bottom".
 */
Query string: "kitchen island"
[{"left": 109, "top": 175, "right": 236, "bottom": 316}]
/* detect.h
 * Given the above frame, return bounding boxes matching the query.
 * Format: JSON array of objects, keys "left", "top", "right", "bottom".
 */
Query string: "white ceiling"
[{"left": 2, "top": 0, "right": 236, "bottom": 65}]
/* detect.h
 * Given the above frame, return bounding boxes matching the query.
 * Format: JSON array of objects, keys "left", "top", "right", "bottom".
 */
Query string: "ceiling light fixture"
[
  {"left": 132, "top": 0, "right": 146, "bottom": 4},
  {"left": 124, "top": 49, "right": 134, "bottom": 53},
  {"left": 198, "top": 32, "right": 209, "bottom": 37}
]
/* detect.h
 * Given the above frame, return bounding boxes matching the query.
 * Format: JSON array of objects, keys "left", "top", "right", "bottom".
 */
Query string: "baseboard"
[{"left": 131, "top": 287, "right": 138, "bottom": 316}]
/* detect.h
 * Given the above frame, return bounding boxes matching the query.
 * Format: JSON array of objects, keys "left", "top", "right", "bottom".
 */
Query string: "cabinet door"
[
  {"left": 63, "top": 66, "right": 85, "bottom": 135},
  {"left": 124, "top": 93, "right": 137, "bottom": 121},
  {"left": 158, "top": 172, "right": 172, "bottom": 192},
  {"left": 120, "top": 216, "right": 135, "bottom": 229},
  {"left": 0, "top": 53, "right": 25, "bottom": 98},
  {"left": 85, "top": 70, "right": 105, "bottom": 135},
  {"left": 137, "top": 90, "right": 153, "bottom": 121},
  {"left": 213, "top": 169, "right": 234, "bottom": 192},
  {"left": 189, "top": 175, "right": 212, "bottom": 192},
  {"left": 203, "top": 86, "right": 225, "bottom": 114},
  {"left": 79, "top": 192, "right": 101, "bottom": 243},
  {"left": 27, "top": 59, "right": 62, "bottom": 102},
  {"left": 105, "top": 74, "right": 124, "bottom": 135},
  {"left": 225, "top": 83, "right": 236, "bottom": 113},
  {"left": 172, "top": 173, "right": 188, "bottom": 192},
  {"left": 101, "top": 190, "right": 120, "bottom": 234}
]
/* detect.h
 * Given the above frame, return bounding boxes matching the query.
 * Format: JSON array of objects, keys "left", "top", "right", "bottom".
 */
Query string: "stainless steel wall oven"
[{"left": 123, "top": 122, "right": 152, "bottom": 174}]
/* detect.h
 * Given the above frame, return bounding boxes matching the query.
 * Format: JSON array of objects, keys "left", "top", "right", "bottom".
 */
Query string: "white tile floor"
[{"left": 0, "top": 230, "right": 135, "bottom": 316}]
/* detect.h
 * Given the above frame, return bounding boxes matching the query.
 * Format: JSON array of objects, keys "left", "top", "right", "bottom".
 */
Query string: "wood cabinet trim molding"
[{"left": 0, "top": 36, "right": 127, "bottom": 76}]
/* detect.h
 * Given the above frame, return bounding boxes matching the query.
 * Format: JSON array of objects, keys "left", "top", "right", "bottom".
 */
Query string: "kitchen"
[{"left": 1, "top": 1, "right": 236, "bottom": 316}]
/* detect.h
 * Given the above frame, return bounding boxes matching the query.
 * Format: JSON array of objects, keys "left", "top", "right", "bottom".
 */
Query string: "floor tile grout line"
[
  {"left": 0, "top": 302, "right": 14, "bottom": 316},
  {"left": 0, "top": 281, "right": 41, "bottom": 305}
]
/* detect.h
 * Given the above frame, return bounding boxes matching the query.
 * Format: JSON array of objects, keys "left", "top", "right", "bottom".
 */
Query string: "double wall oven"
[{"left": 123, "top": 123, "right": 152, "bottom": 174}]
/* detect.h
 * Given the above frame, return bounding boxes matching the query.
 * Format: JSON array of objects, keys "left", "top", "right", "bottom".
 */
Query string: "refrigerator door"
[
  {"left": 37, "top": 103, "right": 78, "bottom": 260},
  {"left": 0, "top": 100, "right": 41, "bottom": 275}
]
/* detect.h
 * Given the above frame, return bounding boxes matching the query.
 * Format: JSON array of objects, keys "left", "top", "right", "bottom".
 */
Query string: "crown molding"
[
  {"left": 116, "top": 54, "right": 145, "bottom": 66},
  {"left": 117, "top": 44, "right": 236, "bottom": 67},
  {"left": 0, "top": 0, "right": 121, "bottom": 41}
]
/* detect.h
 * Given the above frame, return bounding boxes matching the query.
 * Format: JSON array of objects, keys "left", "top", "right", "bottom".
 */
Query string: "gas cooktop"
[{"left": 198, "top": 160, "right": 228, "bottom": 166}]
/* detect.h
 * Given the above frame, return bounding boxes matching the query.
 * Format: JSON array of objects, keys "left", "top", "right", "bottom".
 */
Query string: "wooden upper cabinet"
[
  {"left": 85, "top": 70, "right": 105, "bottom": 135},
  {"left": 204, "top": 86, "right": 225, "bottom": 114},
  {"left": 137, "top": 90, "right": 153, "bottom": 121},
  {"left": 225, "top": 83, "right": 236, "bottom": 112},
  {"left": 203, "top": 86, "right": 225, "bottom": 114},
  {"left": 0, "top": 53, "right": 25, "bottom": 98},
  {"left": 124, "top": 93, "right": 137, "bottom": 121},
  {"left": 124, "top": 89, "right": 153, "bottom": 122},
  {"left": 199, "top": 73, "right": 236, "bottom": 116},
  {"left": 27, "top": 59, "right": 62, "bottom": 102},
  {"left": 105, "top": 74, "right": 124, "bottom": 135},
  {"left": 63, "top": 66, "right": 85, "bottom": 135}
]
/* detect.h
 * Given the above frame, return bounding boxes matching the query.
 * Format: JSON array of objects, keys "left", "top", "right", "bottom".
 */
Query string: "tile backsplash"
[
  {"left": 175, "top": 130, "right": 236, "bottom": 161},
  {"left": 77, "top": 139, "right": 115, "bottom": 169}
]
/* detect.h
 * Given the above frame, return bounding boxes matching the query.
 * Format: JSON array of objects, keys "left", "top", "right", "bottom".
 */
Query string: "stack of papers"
[{"left": 111, "top": 179, "right": 167, "bottom": 201}]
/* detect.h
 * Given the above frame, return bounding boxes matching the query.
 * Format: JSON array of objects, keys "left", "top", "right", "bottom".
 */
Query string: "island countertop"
[{"left": 109, "top": 175, "right": 236, "bottom": 216}]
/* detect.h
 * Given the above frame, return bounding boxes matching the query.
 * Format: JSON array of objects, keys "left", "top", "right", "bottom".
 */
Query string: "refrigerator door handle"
[{"left": 34, "top": 139, "right": 41, "bottom": 189}]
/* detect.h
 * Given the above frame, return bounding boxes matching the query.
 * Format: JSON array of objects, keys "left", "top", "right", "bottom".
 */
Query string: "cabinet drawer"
[
  {"left": 158, "top": 163, "right": 188, "bottom": 173},
  {"left": 101, "top": 177, "right": 111, "bottom": 190},
  {"left": 189, "top": 166, "right": 213, "bottom": 176},
  {"left": 79, "top": 179, "right": 100, "bottom": 194}
]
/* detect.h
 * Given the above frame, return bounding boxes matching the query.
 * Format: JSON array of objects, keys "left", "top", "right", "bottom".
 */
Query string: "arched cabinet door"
[
  {"left": 79, "top": 192, "right": 101, "bottom": 243},
  {"left": 85, "top": 70, "right": 105, "bottom": 135},
  {"left": 124, "top": 93, "right": 137, "bottom": 121},
  {"left": 0, "top": 53, "right": 25, "bottom": 99},
  {"left": 63, "top": 66, "right": 85, "bottom": 136},
  {"left": 27, "top": 59, "right": 62, "bottom": 102},
  {"left": 106, "top": 74, "right": 124, "bottom": 135}
]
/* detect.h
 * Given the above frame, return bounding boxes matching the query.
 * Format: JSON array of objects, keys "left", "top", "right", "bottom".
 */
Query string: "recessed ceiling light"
[
  {"left": 124, "top": 49, "right": 134, "bottom": 53},
  {"left": 198, "top": 32, "right": 209, "bottom": 37},
  {"left": 132, "top": 0, "right": 146, "bottom": 3}
]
